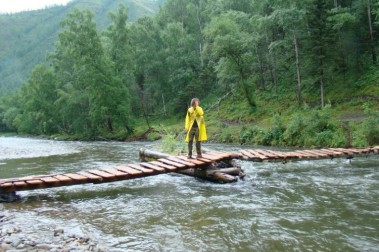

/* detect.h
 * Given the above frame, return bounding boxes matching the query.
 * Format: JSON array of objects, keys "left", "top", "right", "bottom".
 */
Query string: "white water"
[{"left": 1, "top": 137, "right": 378, "bottom": 251}]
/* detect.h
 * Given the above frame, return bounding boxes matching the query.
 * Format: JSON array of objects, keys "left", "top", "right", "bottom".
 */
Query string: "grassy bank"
[
  {"left": 136, "top": 91, "right": 379, "bottom": 148},
  {"left": 2, "top": 82, "right": 378, "bottom": 148}
]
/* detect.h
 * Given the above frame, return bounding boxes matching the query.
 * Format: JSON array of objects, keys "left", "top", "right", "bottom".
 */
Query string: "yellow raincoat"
[{"left": 185, "top": 106, "right": 207, "bottom": 142}]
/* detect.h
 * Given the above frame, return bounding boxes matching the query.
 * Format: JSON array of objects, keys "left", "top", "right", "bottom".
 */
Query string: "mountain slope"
[{"left": 0, "top": 0, "right": 164, "bottom": 95}]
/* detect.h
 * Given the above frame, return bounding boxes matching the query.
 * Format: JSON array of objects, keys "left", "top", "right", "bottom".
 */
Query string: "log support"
[{"left": 139, "top": 148, "right": 245, "bottom": 183}]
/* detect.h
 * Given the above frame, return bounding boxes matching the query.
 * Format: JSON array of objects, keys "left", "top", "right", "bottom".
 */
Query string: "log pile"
[{"left": 139, "top": 148, "right": 245, "bottom": 183}]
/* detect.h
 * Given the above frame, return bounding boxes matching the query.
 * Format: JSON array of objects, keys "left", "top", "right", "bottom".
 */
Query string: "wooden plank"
[
  {"left": 54, "top": 174, "right": 73, "bottom": 182},
  {"left": 149, "top": 161, "right": 177, "bottom": 171},
  {"left": 255, "top": 149, "right": 279, "bottom": 158},
  {"left": 329, "top": 148, "right": 354, "bottom": 156},
  {"left": 13, "top": 181, "right": 28, "bottom": 189},
  {"left": 354, "top": 148, "right": 371, "bottom": 154},
  {"left": 26, "top": 179, "right": 44, "bottom": 185},
  {"left": 128, "top": 164, "right": 155, "bottom": 174},
  {"left": 363, "top": 147, "right": 374, "bottom": 153},
  {"left": 212, "top": 151, "right": 239, "bottom": 159},
  {"left": 87, "top": 170, "right": 116, "bottom": 179},
  {"left": 277, "top": 151, "right": 297, "bottom": 159},
  {"left": 139, "top": 162, "right": 166, "bottom": 172},
  {"left": 158, "top": 158, "right": 186, "bottom": 168},
  {"left": 176, "top": 155, "right": 206, "bottom": 165},
  {"left": 262, "top": 150, "right": 288, "bottom": 159},
  {"left": 313, "top": 149, "right": 337, "bottom": 157},
  {"left": 0, "top": 182, "right": 15, "bottom": 192},
  {"left": 246, "top": 150, "right": 269, "bottom": 160},
  {"left": 276, "top": 151, "right": 299, "bottom": 159},
  {"left": 101, "top": 167, "right": 130, "bottom": 177},
  {"left": 292, "top": 150, "right": 314, "bottom": 158},
  {"left": 195, "top": 157, "right": 215, "bottom": 163},
  {"left": 209, "top": 152, "right": 230, "bottom": 159},
  {"left": 0, "top": 182, "right": 14, "bottom": 188},
  {"left": 64, "top": 173, "right": 89, "bottom": 182},
  {"left": 40, "top": 177, "right": 61, "bottom": 183},
  {"left": 370, "top": 146, "right": 379, "bottom": 153},
  {"left": 344, "top": 148, "right": 366, "bottom": 154},
  {"left": 201, "top": 153, "right": 225, "bottom": 161},
  {"left": 284, "top": 151, "right": 305, "bottom": 159},
  {"left": 0, "top": 179, "right": 18, "bottom": 185},
  {"left": 192, "top": 154, "right": 213, "bottom": 162},
  {"left": 24, "top": 179, "right": 45, "bottom": 190},
  {"left": 167, "top": 156, "right": 196, "bottom": 167},
  {"left": 16, "top": 176, "right": 39, "bottom": 181},
  {"left": 300, "top": 150, "right": 330, "bottom": 158},
  {"left": 240, "top": 149, "right": 255, "bottom": 159},
  {"left": 209, "top": 151, "right": 231, "bottom": 159},
  {"left": 318, "top": 149, "right": 345, "bottom": 156},
  {"left": 77, "top": 171, "right": 103, "bottom": 182},
  {"left": 115, "top": 165, "right": 144, "bottom": 176}
]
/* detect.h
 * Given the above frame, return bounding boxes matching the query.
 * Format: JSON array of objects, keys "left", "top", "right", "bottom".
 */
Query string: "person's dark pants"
[{"left": 188, "top": 126, "right": 201, "bottom": 157}]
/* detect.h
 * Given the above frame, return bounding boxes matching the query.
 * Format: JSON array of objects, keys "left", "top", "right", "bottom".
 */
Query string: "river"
[{"left": 0, "top": 136, "right": 378, "bottom": 251}]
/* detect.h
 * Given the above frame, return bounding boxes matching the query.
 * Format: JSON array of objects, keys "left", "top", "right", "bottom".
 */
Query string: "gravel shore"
[{"left": 0, "top": 206, "right": 108, "bottom": 252}]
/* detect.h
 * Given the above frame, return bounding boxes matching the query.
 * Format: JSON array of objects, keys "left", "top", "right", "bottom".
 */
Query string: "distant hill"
[{"left": 0, "top": 0, "right": 164, "bottom": 95}]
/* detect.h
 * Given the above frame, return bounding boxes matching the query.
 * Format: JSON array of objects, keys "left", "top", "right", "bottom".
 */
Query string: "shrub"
[
  {"left": 240, "top": 126, "right": 253, "bottom": 144},
  {"left": 283, "top": 113, "right": 305, "bottom": 146},
  {"left": 161, "top": 134, "right": 181, "bottom": 154},
  {"left": 147, "top": 131, "right": 161, "bottom": 141},
  {"left": 264, "top": 113, "right": 285, "bottom": 145},
  {"left": 302, "top": 105, "right": 341, "bottom": 147},
  {"left": 361, "top": 105, "right": 379, "bottom": 145}
]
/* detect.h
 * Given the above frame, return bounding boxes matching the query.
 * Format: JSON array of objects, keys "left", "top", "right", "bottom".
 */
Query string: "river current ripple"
[{"left": 0, "top": 137, "right": 378, "bottom": 251}]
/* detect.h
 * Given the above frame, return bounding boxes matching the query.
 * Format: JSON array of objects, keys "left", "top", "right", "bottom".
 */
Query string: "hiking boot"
[
  {"left": 196, "top": 154, "right": 203, "bottom": 159},
  {"left": 187, "top": 155, "right": 194, "bottom": 159}
]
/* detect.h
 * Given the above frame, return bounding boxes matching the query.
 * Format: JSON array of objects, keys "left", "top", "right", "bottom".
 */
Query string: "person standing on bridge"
[{"left": 185, "top": 98, "right": 207, "bottom": 159}]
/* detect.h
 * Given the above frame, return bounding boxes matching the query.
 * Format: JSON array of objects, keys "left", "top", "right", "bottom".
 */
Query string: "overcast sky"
[{"left": 0, "top": 0, "right": 72, "bottom": 14}]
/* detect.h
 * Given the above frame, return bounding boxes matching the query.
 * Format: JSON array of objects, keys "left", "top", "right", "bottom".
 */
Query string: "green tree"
[
  {"left": 105, "top": 4, "right": 134, "bottom": 132},
  {"left": 306, "top": 0, "right": 334, "bottom": 108},
  {"left": 0, "top": 94, "right": 22, "bottom": 132},
  {"left": 204, "top": 11, "right": 256, "bottom": 108},
  {"left": 13, "top": 65, "right": 57, "bottom": 134},
  {"left": 128, "top": 16, "right": 167, "bottom": 125},
  {"left": 52, "top": 9, "right": 131, "bottom": 137},
  {"left": 268, "top": 2, "right": 308, "bottom": 105}
]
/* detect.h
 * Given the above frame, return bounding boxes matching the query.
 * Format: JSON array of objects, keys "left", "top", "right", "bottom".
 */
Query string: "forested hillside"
[
  {"left": 0, "top": 0, "right": 164, "bottom": 94},
  {"left": 0, "top": 0, "right": 378, "bottom": 147}
]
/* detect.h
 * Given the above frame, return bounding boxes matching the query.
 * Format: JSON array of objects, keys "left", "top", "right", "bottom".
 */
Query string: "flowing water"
[{"left": 0, "top": 136, "right": 378, "bottom": 251}]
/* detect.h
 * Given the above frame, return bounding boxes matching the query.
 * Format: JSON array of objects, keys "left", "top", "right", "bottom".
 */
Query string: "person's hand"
[{"left": 193, "top": 100, "right": 199, "bottom": 108}]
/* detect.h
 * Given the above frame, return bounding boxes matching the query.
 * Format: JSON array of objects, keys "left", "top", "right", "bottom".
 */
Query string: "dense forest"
[
  {"left": 0, "top": 0, "right": 378, "bottom": 147},
  {"left": 0, "top": 0, "right": 164, "bottom": 94}
]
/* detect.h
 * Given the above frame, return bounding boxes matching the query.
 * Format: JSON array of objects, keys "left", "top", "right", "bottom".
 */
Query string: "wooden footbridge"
[{"left": 1, "top": 146, "right": 378, "bottom": 194}]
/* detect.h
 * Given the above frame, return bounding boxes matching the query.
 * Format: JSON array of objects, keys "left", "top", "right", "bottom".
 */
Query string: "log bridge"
[{"left": 1, "top": 146, "right": 378, "bottom": 202}]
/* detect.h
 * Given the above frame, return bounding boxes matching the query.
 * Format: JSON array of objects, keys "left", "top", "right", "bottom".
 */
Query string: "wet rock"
[
  {"left": 16, "top": 243, "right": 26, "bottom": 249},
  {"left": 11, "top": 237, "right": 22, "bottom": 247},
  {"left": 64, "top": 237, "right": 76, "bottom": 243},
  {"left": 0, "top": 242, "right": 11, "bottom": 251},
  {"left": 49, "top": 244, "right": 62, "bottom": 251},
  {"left": 80, "top": 236, "right": 90, "bottom": 243},
  {"left": 35, "top": 243, "right": 52, "bottom": 250},
  {"left": 53, "top": 228, "right": 64, "bottom": 236},
  {"left": 4, "top": 238, "right": 12, "bottom": 244},
  {"left": 94, "top": 245, "right": 107, "bottom": 252},
  {"left": 67, "top": 234, "right": 76, "bottom": 239},
  {"left": 23, "top": 239, "right": 37, "bottom": 247}
]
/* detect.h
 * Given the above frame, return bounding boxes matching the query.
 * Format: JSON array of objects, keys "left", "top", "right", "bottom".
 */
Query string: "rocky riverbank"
[{"left": 0, "top": 205, "right": 107, "bottom": 252}]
